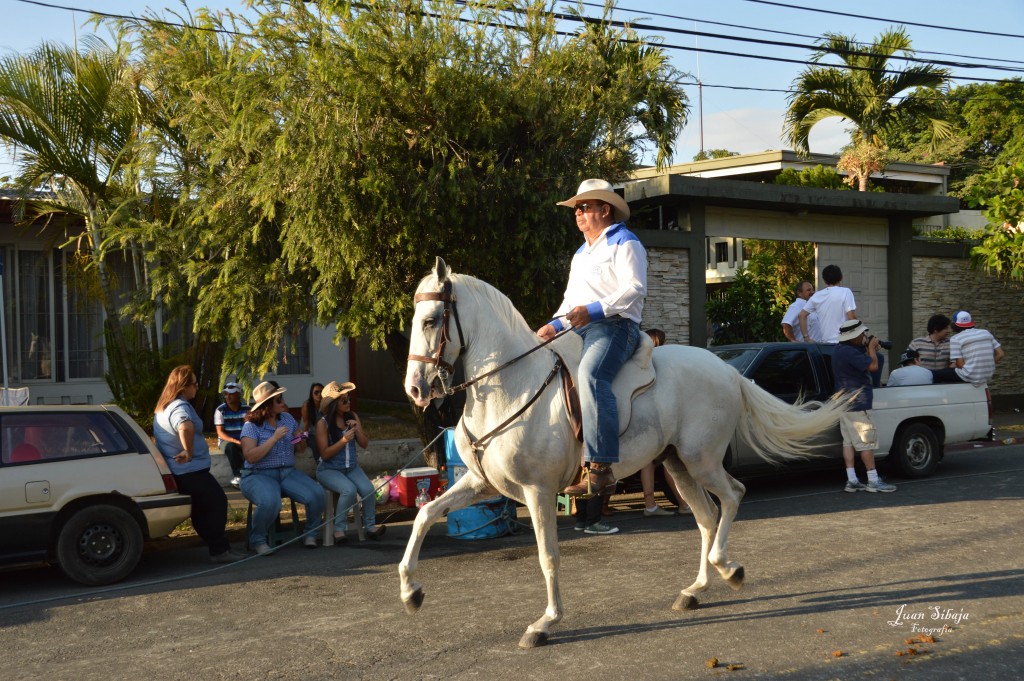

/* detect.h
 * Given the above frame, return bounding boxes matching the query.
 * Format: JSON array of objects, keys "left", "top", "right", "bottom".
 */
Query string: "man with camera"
[{"left": 833, "top": 319, "right": 897, "bottom": 494}]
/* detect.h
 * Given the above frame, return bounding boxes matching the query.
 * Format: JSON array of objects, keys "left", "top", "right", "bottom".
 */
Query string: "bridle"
[
  {"left": 408, "top": 279, "right": 572, "bottom": 398},
  {"left": 407, "top": 279, "right": 465, "bottom": 396}
]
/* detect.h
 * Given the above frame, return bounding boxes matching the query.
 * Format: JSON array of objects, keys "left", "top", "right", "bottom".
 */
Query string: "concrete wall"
[{"left": 912, "top": 256, "right": 1023, "bottom": 397}]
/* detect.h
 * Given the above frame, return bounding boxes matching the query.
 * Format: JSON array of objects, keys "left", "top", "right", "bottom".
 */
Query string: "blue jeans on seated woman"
[
  {"left": 577, "top": 316, "right": 641, "bottom": 464},
  {"left": 239, "top": 466, "right": 325, "bottom": 547},
  {"left": 317, "top": 463, "right": 377, "bottom": 534}
]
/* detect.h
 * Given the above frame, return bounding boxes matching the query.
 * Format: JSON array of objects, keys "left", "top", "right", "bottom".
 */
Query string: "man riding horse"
[{"left": 536, "top": 179, "right": 647, "bottom": 497}]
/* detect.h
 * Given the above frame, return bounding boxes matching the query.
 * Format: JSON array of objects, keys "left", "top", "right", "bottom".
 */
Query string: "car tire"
[
  {"left": 891, "top": 423, "right": 940, "bottom": 479},
  {"left": 55, "top": 505, "right": 144, "bottom": 586}
]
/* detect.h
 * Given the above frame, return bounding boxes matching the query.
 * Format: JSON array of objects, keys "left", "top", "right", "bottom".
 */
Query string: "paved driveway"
[{"left": 2, "top": 445, "right": 1023, "bottom": 680}]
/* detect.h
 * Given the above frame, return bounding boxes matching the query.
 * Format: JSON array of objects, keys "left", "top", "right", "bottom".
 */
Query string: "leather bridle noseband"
[{"left": 407, "top": 280, "right": 465, "bottom": 396}]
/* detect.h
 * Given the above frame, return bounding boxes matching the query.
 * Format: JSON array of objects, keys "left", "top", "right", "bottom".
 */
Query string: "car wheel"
[
  {"left": 56, "top": 505, "right": 144, "bottom": 586},
  {"left": 891, "top": 423, "right": 940, "bottom": 479}
]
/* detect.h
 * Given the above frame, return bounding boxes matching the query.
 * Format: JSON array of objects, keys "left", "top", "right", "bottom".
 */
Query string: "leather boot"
[{"left": 562, "top": 463, "right": 616, "bottom": 497}]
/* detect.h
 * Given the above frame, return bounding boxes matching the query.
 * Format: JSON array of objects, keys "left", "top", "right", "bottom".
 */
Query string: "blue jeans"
[
  {"left": 317, "top": 463, "right": 377, "bottom": 533},
  {"left": 239, "top": 466, "right": 325, "bottom": 547},
  {"left": 577, "top": 317, "right": 641, "bottom": 464}
]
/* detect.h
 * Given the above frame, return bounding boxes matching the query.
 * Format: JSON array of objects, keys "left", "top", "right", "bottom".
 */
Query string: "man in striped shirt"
[
  {"left": 908, "top": 314, "right": 952, "bottom": 371},
  {"left": 932, "top": 310, "right": 1005, "bottom": 387}
]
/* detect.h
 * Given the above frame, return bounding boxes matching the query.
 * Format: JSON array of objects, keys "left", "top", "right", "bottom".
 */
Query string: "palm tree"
[
  {"left": 783, "top": 27, "right": 952, "bottom": 190},
  {"left": 0, "top": 36, "right": 159, "bottom": 412}
]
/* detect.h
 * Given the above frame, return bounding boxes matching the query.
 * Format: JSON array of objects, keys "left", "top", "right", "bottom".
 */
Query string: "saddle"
[{"left": 560, "top": 330, "right": 657, "bottom": 443}]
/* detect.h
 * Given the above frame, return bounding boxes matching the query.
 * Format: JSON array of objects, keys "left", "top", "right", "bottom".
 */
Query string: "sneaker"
[
  {"left": 675, "top": 506, "right": 692, "bottom": 516},
  {"left": 304, "top": 534, "right": 318, "bottom": 548},
  {"left": 209, "top": 549, "right": 245, "bottom": 564},
  {"left": 866, "top": 478, "right": 897, "bottom": 493},
  {"left": 844, "top": 480, "right": 867, "bottom": 493},
  {"left": 573, "top": 521, "right": 586, "bottom": 531},
  {"left": 644, "top": 505, "right": 674, "bottom": 517},
  {"left": 583, "top": 522, "right": 619, "bottom": 535},
  {"left": 253, "top": 543, "right": 273, "bottom": 556},
  {"left": 230, "top": 476, "right": 241, "bottom": 488}
]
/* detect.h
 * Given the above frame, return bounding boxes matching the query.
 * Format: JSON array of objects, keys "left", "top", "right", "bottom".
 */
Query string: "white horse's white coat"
[{"left": 400, "top": 260, "right": 849, "bottom": 648}]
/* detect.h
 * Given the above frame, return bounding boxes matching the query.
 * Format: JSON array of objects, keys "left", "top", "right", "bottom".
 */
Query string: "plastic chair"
[
  {"left": 245, "top": 497, "right": 301, "bottom": 550},
  {"left": 323, "top": 487, "right": 365, "bottom": 546}
]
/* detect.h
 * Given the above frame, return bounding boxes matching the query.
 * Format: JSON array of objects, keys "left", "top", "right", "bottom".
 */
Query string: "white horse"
[{"left": 401, "top": 258, "right": 849, "bottom": 648}]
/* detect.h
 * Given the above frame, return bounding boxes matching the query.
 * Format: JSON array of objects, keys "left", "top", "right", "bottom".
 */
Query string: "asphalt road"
[{"left": 2, "top": 444, "right": 1023, "bottom": 681}]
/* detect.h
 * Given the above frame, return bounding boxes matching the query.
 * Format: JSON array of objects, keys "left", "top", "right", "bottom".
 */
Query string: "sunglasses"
[{"left": 573, "top": 203, "right": 597, "bottom": 214}]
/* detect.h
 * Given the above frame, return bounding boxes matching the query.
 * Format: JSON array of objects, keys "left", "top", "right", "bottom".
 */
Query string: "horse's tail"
[{"left": 734, "top": 375, "right": 853, "bottom": 465}]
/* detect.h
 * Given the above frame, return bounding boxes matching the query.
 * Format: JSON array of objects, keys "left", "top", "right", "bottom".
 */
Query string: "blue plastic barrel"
[{"left": 443, "top": 428, "right": 516, "bottom": 540}]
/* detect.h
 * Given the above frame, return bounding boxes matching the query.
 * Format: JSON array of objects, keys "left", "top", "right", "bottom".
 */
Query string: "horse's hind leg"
[
  {"left": 684, "top": 458, "right": 747, "bottom": 590},
  {"left": 663, "top": 456, "right": 720, "bottom": 611},
  {"left": 399, "top": 472, "right": 489, "bottom": 614},
  {"left": 517, "top": 486, "right": 563, "bottom": 649}
]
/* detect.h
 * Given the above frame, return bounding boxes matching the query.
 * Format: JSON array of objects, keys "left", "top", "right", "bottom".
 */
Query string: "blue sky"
[{"left": 1, "top": 0, "right": 1023, "bottom": 175}]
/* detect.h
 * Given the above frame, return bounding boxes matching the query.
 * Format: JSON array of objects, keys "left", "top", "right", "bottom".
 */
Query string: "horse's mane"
[{"left": 419, "top": 271, "right": 537, "bottom": 339}]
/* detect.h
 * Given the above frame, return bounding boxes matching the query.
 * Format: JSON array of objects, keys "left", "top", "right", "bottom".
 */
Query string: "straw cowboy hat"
[
  {"left": 556, "top": 179, "right": 631, "bottom": 222},
  {"left": 319, "top": 381, "right": 356, "bottom": 414},
  {"left": 837, "top": 319, "right": 868, "bottom": 343},
  {"left": 251, "top": 381, "right": 287, "bottom": 410}
]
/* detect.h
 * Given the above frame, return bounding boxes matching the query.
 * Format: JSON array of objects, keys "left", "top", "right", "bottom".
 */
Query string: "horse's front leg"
[
  {"left": 518, "top": 486, "right": 563, "bottom": 649},
  {"left": 399, "top": 472, "right": 489, "bottom": 614}
]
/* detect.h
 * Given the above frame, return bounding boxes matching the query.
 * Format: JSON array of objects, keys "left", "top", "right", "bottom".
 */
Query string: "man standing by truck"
[{"left": 833, "top": 319, "right": 897, "bottom": 493}]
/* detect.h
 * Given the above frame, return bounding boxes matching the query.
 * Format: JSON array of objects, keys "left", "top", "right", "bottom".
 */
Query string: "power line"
[
  {"left": 741, "top": 0, "right": 1024, "bottom": 40},
  {"left": 586, "top": 1, "right": 1024, "bottom": 67},
  {"left": 11, "top": 0, "right": 252, "bottom": 36}
]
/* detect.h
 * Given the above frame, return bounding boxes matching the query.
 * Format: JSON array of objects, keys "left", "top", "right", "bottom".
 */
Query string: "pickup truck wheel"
[
  {"left": 891, "top": 423, "right": 940, "bottom": 478},
  {"left": 56, "top": 505, "right": 144, "bottom": 586}
]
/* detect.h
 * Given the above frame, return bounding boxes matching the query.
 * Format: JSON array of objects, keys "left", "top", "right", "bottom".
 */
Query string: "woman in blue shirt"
[
  {"left": 316, "top": 381, "right": 385, "bottom": 542},
  {"left": 154, "top": 365, "right": 243, "bottom": 563},
  {"left": 239, "top": 381, "right": 326, "bottom": 554}
]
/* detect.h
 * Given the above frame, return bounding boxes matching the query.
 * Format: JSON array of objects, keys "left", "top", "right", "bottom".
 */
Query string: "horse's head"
[{"left": 405, "top": 257, "right": 466, "bottom": 407}]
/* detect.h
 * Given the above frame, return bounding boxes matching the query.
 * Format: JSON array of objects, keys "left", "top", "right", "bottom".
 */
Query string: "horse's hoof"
[
  {"left": 672, "top": 593, "right": 700, "bottom": 611},
  {"left": 518, "top": 630, "right": 549, "bottom": 649},
  {"left": 403, "top": 587, "right": 425, "bottom": 614},
  {"left": 725, "top": 566, "right": 745, "bottom": 591}
]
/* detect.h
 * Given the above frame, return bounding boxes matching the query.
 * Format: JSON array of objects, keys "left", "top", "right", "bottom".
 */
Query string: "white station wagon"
[{"left": 0, "top": 405, "right": 192, "bottom": 585}]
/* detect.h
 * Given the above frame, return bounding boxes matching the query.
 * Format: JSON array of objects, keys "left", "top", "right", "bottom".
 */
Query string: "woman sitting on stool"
[
  {"left": 316, "top": 381, "right": 386, "bottom": 543},
  {"left": 240, "top": 381, "right": 325, "bottom": 554}
]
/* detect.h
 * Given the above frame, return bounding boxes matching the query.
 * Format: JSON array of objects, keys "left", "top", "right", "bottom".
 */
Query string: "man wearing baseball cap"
[
  {"left": 214, "top": 381, "right": 249, "bottom": 487},
  {"left": 885, "top": 349, "right": 933, "bottom": 387},
  {"left": 932, "top": 310, "right": 1005, "bottom": 387}
]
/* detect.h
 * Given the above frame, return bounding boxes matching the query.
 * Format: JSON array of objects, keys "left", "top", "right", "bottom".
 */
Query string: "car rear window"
[
  {"left": 1, "top": 412, "right": 134, "bottom": 465},
  {"left": 710, "top": 347, "right": 760, "bottom": 374}
]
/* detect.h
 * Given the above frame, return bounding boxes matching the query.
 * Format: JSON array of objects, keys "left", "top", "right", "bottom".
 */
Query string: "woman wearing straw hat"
[
  {"left": 315, "top": 381, "right": 386, "bottom": 542},
  {"left": 239, "top": 381, "right": 326, "bottom": 554}
]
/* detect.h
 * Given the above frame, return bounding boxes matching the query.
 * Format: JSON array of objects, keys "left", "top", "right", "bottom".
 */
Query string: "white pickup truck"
[{"left": 710, "top": 342, "right": 993, "bottom": 478}]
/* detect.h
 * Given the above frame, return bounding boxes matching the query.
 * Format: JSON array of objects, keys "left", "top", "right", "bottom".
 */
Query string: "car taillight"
[{"left": 162, "top": 474, "right": 179, "bottom": 493}]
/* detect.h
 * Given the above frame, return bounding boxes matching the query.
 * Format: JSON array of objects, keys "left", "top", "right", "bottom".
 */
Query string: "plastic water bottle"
[{"left": 416, "top": 488, "right": 430, "bottom": 508}]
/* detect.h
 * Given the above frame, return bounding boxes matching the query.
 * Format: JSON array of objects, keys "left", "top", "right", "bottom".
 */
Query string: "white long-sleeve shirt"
[{"left": 551, "top": 222, "right": 647, "bottom": 331}]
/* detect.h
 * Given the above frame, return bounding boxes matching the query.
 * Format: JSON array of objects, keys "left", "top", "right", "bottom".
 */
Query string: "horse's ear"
[{"left": 433, "top": 256, "right": 450, "bottom": 284}]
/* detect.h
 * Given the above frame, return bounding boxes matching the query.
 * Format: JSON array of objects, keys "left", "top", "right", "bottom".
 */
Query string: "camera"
[{"left": 866, "top": 335, "right": 892, "bottom": 350}]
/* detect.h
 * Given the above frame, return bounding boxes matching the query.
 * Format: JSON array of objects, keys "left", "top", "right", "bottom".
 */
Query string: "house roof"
[{"left": 625, "top": 173, "right": 959, "bottom": 219}]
